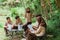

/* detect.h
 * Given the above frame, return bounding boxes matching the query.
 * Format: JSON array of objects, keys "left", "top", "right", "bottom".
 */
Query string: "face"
[
  {"left": 26, "top": 8, "right": 30, "bottom": 13},
  {"left": 7, "top": 18, "right": 11, "bottom": 23},
  {"left": 16, "top": 18, "right": 21, "bottom": 23},
  {"left": 36, "top": 16, "right": 41, "bottom": 23}
]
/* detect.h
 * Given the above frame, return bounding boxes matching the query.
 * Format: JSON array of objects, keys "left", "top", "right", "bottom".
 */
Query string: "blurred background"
[{"left": 0, "top": 0, "right": 60, "bottom": 40}]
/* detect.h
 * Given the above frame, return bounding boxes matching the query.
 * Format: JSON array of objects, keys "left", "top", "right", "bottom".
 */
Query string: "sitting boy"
[
  {"left": 4, "top": 17, "right": 13, "bottom": 36},
  {"left": 13, "top": 16, "right": 23, "bottom": 31}
]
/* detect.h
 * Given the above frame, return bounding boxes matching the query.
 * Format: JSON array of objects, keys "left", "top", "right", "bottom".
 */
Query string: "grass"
[
  {"left": 0, "top": 28, "right": 26, "bottom": 40},
  {"left": 0, "top": 28, "right": 6, "bottom": 40}
]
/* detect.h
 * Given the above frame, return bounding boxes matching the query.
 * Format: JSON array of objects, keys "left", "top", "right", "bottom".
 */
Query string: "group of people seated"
[{"left": 4, "top": 7, "right": 47, "bottom": 40}]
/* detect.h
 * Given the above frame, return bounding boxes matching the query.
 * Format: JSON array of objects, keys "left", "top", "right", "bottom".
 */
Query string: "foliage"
[
  {"left": 0, "top": 0, "right": 7, "bottom": 2},
  {"left": 0, "top": 0, "right": 60, "bottom": 40},
  {"left": 46, "top": 10, "right": 60, "bottom": 40},
  {"left": 10, "top": 8, "right": 18, "bottom": 17},
  {"left": 0, "top": 23, "right": 3, "bottom": 28}
]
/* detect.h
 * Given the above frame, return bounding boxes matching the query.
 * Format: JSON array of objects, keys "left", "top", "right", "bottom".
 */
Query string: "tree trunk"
[
  {"left": 40, "top": 0, "right": 49, "bottom": 20},
  {"left": 47, "top": 0, "right": 53, "bottom": 13},
  {"left": 46, "top": 0, "right": 53, "bottom": 18},
  {"left": 55, "top": 0, "right": 60, "bottom": 8}
]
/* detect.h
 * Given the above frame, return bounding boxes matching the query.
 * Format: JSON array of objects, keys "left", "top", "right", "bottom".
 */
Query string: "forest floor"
[
  {"left": 0, "top": 28, "right": 5, "bottom": 40},
  {"left": 0, "top": 28, "right": 26, "bottom": 40}
]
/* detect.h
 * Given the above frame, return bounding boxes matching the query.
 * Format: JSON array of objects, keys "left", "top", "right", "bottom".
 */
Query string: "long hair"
[
  {"left": 40, "top": 17, "right": 47, "bottom": 28},
  {"left": 36, "top": 14, "right": 47, "bottom": 28}
]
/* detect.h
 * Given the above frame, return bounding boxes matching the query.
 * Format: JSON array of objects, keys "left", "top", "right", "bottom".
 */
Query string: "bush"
[
  {"left": 0, "top": 23, "right": 3, "bottom": 28},
  {"left": 47, "top": 10, "right": 60, "bottom": 39}
]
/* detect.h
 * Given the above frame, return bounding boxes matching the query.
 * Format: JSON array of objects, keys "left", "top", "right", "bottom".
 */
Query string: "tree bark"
[
  {"left": 55, "top": 0, "right": 60, "bottom": 8},
  {"left": 47, "top": 0, "right": 53, "bottom": 13},
  {"left": 40, "top": 0, "right": 49, "bottom": 20}
]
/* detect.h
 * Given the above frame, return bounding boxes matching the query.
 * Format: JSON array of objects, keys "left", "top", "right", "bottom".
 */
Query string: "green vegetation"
[{"left": 0, "top": 0, "right": 60, "bottom": 40}]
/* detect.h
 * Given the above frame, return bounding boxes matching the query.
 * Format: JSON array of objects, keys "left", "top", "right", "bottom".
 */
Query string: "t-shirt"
[
  {"left": 27, "top": 24, "right": 34, "bottom": 33},
  {"left": 18, "top": 24, "right": 23, "bottom": 31},
  {"left": 5, "top": 22, "right": 12, "bottom": 31}
]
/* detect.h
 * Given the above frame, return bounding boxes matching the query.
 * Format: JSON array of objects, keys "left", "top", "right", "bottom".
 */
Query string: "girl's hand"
[{"left": 33, "top": 26, "right": 38, "bottom": 30}]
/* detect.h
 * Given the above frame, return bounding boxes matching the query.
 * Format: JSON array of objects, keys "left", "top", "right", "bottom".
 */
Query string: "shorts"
[{"left": 27, "top": 22, "right": 32, "bottom": 25}]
